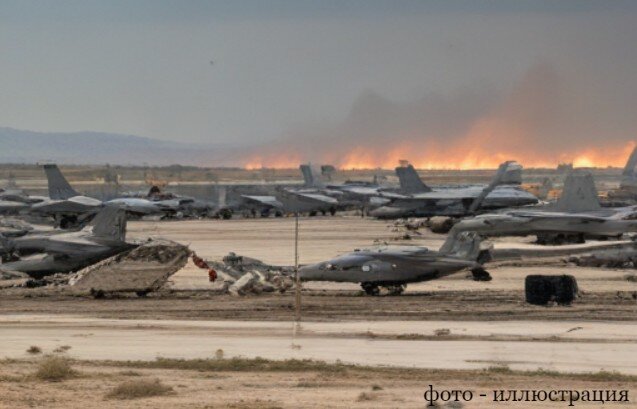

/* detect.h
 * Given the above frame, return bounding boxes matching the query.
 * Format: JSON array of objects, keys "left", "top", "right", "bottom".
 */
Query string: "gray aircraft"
[
  {"left": 0, "top": 178, "right": 46, "bottom": 215},
  {"left": 31, "top": 164, "right": 169, "bottom": 225},
  {"left": 369, "top": 161, "right": 538, "bottom": 219},
  {"left": 299, "top": 164, "right": 402, "bottom": 208},
  {"left": 241, "top": 186, "right": 339, "bottom": 216},
  {"left": 299, "top": 231, "right": 491, "bottom": 295},
  {"left": 2, "top": 206, "right": 133, "bottom": 278},
  {"left": 606, "top": 145, "right": 637, "bottom": 201},
  {"left": 447, "top": 170, "right": 637, "bottom": 244},
  {"left": 29, "top": 164, "right": 104, "bottom": 226}
]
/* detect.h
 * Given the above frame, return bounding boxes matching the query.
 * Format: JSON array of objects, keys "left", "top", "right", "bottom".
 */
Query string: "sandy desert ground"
[{"left": 2, "top": 217, "right": 637, "bottom": 407}]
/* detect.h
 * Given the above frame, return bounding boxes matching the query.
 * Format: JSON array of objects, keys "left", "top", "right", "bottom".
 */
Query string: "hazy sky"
[{"left": 2, "top": 0, "right": 637, "bottom": 167}]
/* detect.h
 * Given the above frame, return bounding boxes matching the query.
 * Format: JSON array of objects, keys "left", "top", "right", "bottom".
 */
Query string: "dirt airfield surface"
[{"left": 2, "top": 217, "right": 637, "bottom": 407}]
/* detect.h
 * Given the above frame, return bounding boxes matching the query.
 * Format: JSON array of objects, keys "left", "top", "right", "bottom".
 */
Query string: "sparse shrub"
[
  {"left": 105, "top": 378, "right": 174, "bottom": 400},
  {"left": 371, "top": 384, "right": 383, "bottom": 391},
  {"left": 434, "top": 328, "right": 451, "bottom": 337},
  {"left": 53, "top": 345, "right": 71, "bottom": 353},
  {"left": 215, "top": 349, "right": 224, "bottom": 360},
  {"left": 26, "top": 346, "right": 42, "bottom": 355},
  {"left": 356, "top": 392, "right": 377, "bottom": 401},
  {"left": 34, "top": 355, "right": 77, "bottom": 381},
  {"left": 118, "top": 370, "right": 142, "bottom": 377}
]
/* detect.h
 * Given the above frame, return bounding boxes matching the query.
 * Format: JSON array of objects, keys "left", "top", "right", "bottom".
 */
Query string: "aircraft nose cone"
[{"left": 298, "top": 263, "right": 324, "bottom": 281}]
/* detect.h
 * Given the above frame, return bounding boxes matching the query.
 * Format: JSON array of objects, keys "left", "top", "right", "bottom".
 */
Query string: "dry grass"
[
  {"left": 106, "top": 356, "right": 637, "bottom": 383},
  {"left": 356, "top": 391, "right": 378, "bottom": 401},
  {"left": 33, "top": 355, "right": 78, "bottom": 381},
  {"left": 105, "top": 378, "right": 174, "bottom": 400},
  {"left": 53, "top": 345, "right": 72, "bottom": 353},
  {"left": 118, "top": 357, "right": 348, "bottom": 374},
  {"left": 26, "top": 346, "right": 42, "bottom": 355}
]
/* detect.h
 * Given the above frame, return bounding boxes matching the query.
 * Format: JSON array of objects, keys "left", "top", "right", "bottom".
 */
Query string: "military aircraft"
[
  {"left": 369, "top": 161, "right": 538, "bottom": 219},
  {"left": 0, "top": 176, "right": 46, "bottom": 215},
  {"left": 299, "top": 164, "right": 403, "bottom": 208},
  {"left": 2, "top": 206, "right": 134, "bottom": 278},
  {"left": 241, "top": 185, "right": 339, "bottom": 216},
  {"left": 29, "top": 164, "right": 103, "bottom": 226},
  {"left": 606, "top": 145, "right": 637, "bottom": 201},
  {"left": 30, "top": 164, "right": 172, "bottom": 225},
  {"left": 299, "top": 231, "right": 491, "bottom": 295},
  {"left": 447, "top": 170, "right": 637, "bottom": 244}
]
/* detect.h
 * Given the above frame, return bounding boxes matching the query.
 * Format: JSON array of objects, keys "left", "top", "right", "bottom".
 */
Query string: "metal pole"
[{"left": 294, "top": 212, "right": 301, "bottom": 322}]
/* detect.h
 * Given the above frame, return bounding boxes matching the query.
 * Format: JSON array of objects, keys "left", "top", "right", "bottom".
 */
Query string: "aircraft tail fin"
[
  {"left": 395, "top": 165, "right": 431, "bottom": 194},
  {"left": 467, "top": 161, "right": 514, "bottom": 214},
  {"left": 300, "top": 164, "right": 324, "bottom": 188},
  {"left": 499, "top": 161, "right": 523, "bottom": 185},
  {"left": 43, "top": 164, "right": 80, "bottom": 200},
  {"left": 87, "top": 206, "right": 127, "bottom": 242},
  {"left": 620, "top": 145, "right": 637, "bottom": 189},
  {"left": 439, "top": 231, "right": 490, "bottom": 262},
  {"left": 554, "top": 170, "right": 601, "bottom": 212}
]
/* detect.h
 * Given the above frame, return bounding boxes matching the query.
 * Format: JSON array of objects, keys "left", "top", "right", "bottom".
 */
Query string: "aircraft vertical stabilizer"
[
  {"left": 395, "top": 165, "right": 431, "bottom": 194},
  {"left": 43, "top": 164, "right": 80, "bottom": 200},
  {"left": 86, "top": 206, "right": 127, "bottom": 242},
  {"left": 299, "top": 164, "right": 324, "bottom": 188},
  {"left": 554, "top": 170, "right": 601, "bottom": 213}
]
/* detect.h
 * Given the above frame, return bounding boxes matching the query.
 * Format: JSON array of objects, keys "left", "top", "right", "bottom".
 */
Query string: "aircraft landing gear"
[
  {"left": 385, "top": 284, "right": 406, "bottom": 295},
  {"left": 471, "top": 267, "right": 492, "bottom": 281},
  {"left": 361, "top": 282, "right": 380, "bottom": 296},
  {"left": 361, "top": 283, "right": 406, "bottom": 295}
]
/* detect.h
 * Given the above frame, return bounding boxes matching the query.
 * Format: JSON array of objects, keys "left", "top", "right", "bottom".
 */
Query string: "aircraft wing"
[
  {"left": 292, "top": 192, "right": 339, "bottom": 205},
  {"left": 241, "top": 195, "right": 284, "bottom": 208}
]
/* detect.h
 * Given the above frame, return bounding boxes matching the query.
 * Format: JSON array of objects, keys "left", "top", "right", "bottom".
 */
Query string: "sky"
[{"left": 2, "top": 1, "right": 637, "bottom": 168}]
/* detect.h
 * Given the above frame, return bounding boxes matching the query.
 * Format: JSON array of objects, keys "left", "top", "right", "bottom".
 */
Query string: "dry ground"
[{"left": 2, "top": 357, "right": 637, "bottom": 408}]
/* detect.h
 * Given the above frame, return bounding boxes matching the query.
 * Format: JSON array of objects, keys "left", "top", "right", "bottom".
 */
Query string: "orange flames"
[{"left": 242, "top": 139, "right": 636, "bottom": 170}]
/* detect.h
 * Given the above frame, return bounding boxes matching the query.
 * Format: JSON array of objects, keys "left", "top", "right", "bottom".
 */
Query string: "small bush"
[
  {"left": 215, "top": 349, "right": 224, "bottom": 360},
  {"left": 105, "top": 379, "right": 174, "bottom": 400},
  {"left": 34, "top": 356, "right": 77, "bottom": 381},
  {"left": 53, "top": 345, "right": 72, "bottom": 353},
  {"left": 26, "top": 346, "right": 42, "bottom": 355},
  {"left": 356, "top": 392, "right": 377, "bottom": 401},
  {"left": 371, "top": 384, "right": 383, "bottom": 391}
]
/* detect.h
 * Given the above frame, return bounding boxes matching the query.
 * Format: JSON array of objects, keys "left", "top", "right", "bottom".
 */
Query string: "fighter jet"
[
  {"left": 0, "top": 177, "right": 45, "bottom": 215},
  {"left": 369, "top": 161, "right": 538, "bottom": 219},
  {"left": 447, "top": 170, "right": 637, "bottom": 244},
  {"left": 30, "top": 165, "right": 169, "bottom": 225},
  {"left": 2, "top": 206, "right": 134, "bottom": 278},
  {"left": 241, "top": 186, "right": 339, "bottom": 216},
  {"left": 28, "top": 164, "right": 103, "bottom": 226},
  {"left": 606, "top": 145, "right": 637, "bottom": 201},
  {"left": 299, "top": 231, "right": 491, "bottom": 295}
]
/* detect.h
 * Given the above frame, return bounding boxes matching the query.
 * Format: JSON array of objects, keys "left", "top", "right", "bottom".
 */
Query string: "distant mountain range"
[{"left": 0, "top": 127, "right": 244, "bottom": 166}]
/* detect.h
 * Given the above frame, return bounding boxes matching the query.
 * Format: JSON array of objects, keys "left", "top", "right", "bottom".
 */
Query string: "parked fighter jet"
[
  {"left": 30, "top": 164, "right": 170, "bottom": 226},
  {"left": 0, "top": 177, "right": 45, "bottom": 215},
  {"left": 299, "top": 231, "right": 491, "bottom": 295},
  {"left": 300, "top": 164, "right": 400, "bottom": 206},
  {"left": 447, "top": 170, "right": 637, "bottom": 244},
  {"left": 241, "top": 186, "right": 339, "bottom": 216},
  {"left": 29, "top": 164, "right": 103, "bottom": 226},
  {"left": 2, "top": 206, "right": 134, "bottom": 278},
  {"left": 606, "top": 145, "right": 637, "bottom": 201},
  {"left": 369, "top": 161, "right": 538, "bottom": 219}
]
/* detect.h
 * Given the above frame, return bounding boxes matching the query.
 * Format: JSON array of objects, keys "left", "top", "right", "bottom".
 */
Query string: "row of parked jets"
[{"left": 3, "top": 147, "right": 637, "bottom": 295}]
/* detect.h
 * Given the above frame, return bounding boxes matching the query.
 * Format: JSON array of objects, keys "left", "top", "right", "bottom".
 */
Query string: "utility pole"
[{"left": 294, "top": 212, "right": 301, "bottom": 322}]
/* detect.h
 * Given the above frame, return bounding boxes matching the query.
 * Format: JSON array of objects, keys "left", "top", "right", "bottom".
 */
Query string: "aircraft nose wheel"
[
  {"left": 471, "top": 267, "right": 492, "bottom": 281},
  {"left": 385, "top": 284, "right": 406, "bottom": 296},
  {"left": 361, "top": 283, "right": 380, "bottom": 296}
]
